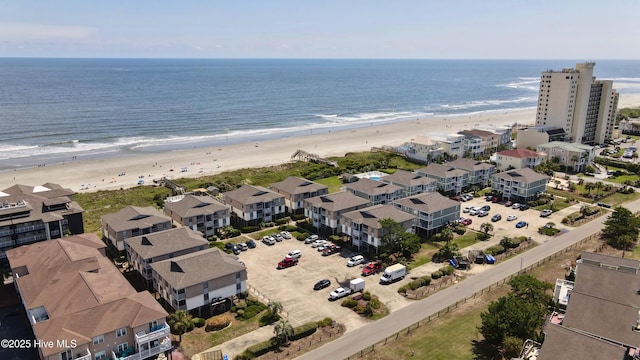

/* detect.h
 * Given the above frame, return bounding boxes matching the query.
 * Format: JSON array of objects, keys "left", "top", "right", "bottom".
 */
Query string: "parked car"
[
  {"left": 262, "top": 236, "right": 275, "bottom": 245},
  {"left": 304, "top": 235, "right": 319, "bottom": 243},
  {"left": 225, "top": 242, "right": 236, "bottom": 250},
  {"left": 313, "top": 279, "right": 331, "bottom": 290},
  {"left": 246, "top": 239, "right": 257, "bottom": 248},
  {"left": 461, "top": 218, "right": 472, "bottom": 226},
  {"left": 328, "top": 287, "right": 352, "bottom": 301},
  {"left": 515, "top": 221, "right": 528, "bottom": 229},
  {"left": 597, "top": 202, "right": 612, "bottom": 208},
  {"left": 481, "top": 205, "right": 491, "bottom": 211},
  {"left": 506, "top": 215, "right": 518, "bottom": 221},
  {"left": 232, "top": 245, "right": 241, "bottom": 255},
  {"left": 277, "top": 257, "right": 298, "bottom": 269},
  {"left": 281, "top": 231, "right": 292, "bottom": 239},
  {"left": 238, "top": 242, "right": 248, "bottom": 251},
  {"left": 317, "top": 242, "right": 332, "bottom": 252},
  {"left": 485, "top": 195, "right": 493, "bottom": 201},
  {"left": 322, "top": 244, "right": 341, "bottom": 256},
  {"left": 274, "top": 234, "right": 284, "bottom": 242},
  {"left": 540, "top": 209, "right": 553, "bottom": 217},
  {"left": 477, "top": 210, "right": 489, "bottom": 217},
  {"left": 347, "top": 255, "right": 365, "bottom": 267},
  {"left": 311, "top": 239, "right": 327, "bottom": 248},
  {"left": 362, "top": 262, "right": 382, "bottom": 276},
  {"left": 512, "top": 203, "right": 521, "bottom": 209},
  {"left": 463, "top": 206, "right": 473, "bottom": 213},
  {"left": 286, "top": 250, "right": 302, "bottom": 259},
  {"left": 491, "top": 214, "right": 502, "bottom": 222},
  {"left": 492, "top": 197, "right": 499, "bottom": 203},
  {"left": 519, "top": 204, "right": 530, "bottom": 211},
  {"left": 505, "top": 200, "right": 513, "bottom": 207},
  {"left": 469, "top": 208, "right": 480, "bottom": 216}
]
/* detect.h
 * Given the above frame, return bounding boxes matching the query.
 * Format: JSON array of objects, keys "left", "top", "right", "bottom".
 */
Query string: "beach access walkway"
[{"left": 191, "top": 325, "right": 275, "bottom": 360}]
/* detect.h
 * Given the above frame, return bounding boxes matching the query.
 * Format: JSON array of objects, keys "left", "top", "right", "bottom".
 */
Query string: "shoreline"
[{"left": 2, "top": 92, "right": 640, "bottom": 193}]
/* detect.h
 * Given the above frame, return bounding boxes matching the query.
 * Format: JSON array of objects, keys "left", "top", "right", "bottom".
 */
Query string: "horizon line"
[{"left": 0, "top": 56, "right": 638, "bottom": 61}]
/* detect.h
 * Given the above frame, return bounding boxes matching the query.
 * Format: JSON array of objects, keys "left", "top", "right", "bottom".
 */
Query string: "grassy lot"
[
  {"left": 179, "top": 310, "right": 267, "bottom": 358},
  {"left": 452, "top": 231, "right": 481, "bottom": 249},
  {"left": 315, "top": 176, "right": 344, "bottom": 193},
  {"left": 601, "top": 191, "right": 640, "bottom": 206},
  {"left": 407, "top": 242, "right": 440, "bottom": 270},
  {"left": 606, "top": 174, "right": 639, "bottom": 184}
]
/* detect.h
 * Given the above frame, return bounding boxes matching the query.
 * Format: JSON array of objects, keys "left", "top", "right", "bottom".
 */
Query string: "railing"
[
  {"left": 135, "top": 323, "right": 170, "bottom": 345},
  {"left": 113, "top": 337, "right": 171, "bottom": 360},
  {"left": 74, "top": 349, "right": 92, "bottom": 360}
]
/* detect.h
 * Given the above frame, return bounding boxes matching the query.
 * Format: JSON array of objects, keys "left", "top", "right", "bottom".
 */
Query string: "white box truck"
[
  {"left": 349, "top": 278, "right": 365, "bottom": 293},
  {"left": 379, "top": 264, "right": 406, "bottom": 284}
]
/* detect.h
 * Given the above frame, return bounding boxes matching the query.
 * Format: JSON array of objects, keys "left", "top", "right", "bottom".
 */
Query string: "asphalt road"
[{"left": 297, "top": 199, "right": 640, "bottom": 360}]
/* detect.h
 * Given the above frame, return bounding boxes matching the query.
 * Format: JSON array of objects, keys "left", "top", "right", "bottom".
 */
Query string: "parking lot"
[
  {"left": 233, "top": 196, "right": 589, "bottom": 331},
  {"left": 234, "top": 235, "right": 412, "bottom": 330}
]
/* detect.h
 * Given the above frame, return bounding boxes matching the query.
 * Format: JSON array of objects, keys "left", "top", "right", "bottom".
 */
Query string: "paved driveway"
[{"left": 235, "top": 235, "right": 411, "bottom": 330}]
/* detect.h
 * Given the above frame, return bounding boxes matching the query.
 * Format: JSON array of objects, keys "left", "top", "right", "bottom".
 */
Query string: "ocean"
[{"left": 1, "top": 58, "right": 639, "bottom": 171}]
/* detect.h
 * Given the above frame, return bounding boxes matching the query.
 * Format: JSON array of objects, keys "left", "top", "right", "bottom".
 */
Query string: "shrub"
[
  {"left": 297, "top": 232, "right": 310, "bottom": 241},
  {"left": 439, "top": 265, "right": 455, "bottom": 276},
  {"left": 398, "top": 285, "right": 409, "bottom": 294},
  {"left": 258, "top": 310, "right": 280, "bottom": 326},
  {"left": 192, "top": 317, "right": 206, "bottom": 328},
  {"left": 230, "top": 229, "right": 241, "bottom": 237},
  {"left": 285, "top": 224, "right": 298, "bottom": 232},
  {"left": 453, "top": 225, "right": 466, "bottom": 235},
  {"left": 242, "top": 303, "right": 266, "bottom": 320},
  {"left": 317, "top": 317, "right": 334, "bottom": 327},
  {"left": 341, "top": 298, "right": 358, "bottom": 308},
  {"left": 240, "top": 226, "right": 260, "bottom": 233},
  {"left": 245, "top": 338, "right": 279, "bottom": 357},
  {"left": 363, "top": 292, "right": 372, "bottom": 301},
  {"left": 236, "top": 301, "right": 247, "bottom": 310},
  {"left": 485, "top": 245, "right": 506, "bottom": 255},
  {"left": 291, "top": 213, "right": 307, "bottom": 221},
  {"left": 235, "top": 309, "right": 244, "bottom": 318},
  {"left": 275, "top": 217, "right": 291, "bottom": 225},
  {"left": 205, "top": 315, "right": 231, "bottom": 332},
  {"left": 290, "top": 322, "right": 318, "bottom": 341},
  {"left": 431, "top": 271, "right": 443, "bottom": 279}
]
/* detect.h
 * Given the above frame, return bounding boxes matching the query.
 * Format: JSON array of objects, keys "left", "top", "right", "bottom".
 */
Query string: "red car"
[
  {"left": 277, "top": 257, "right": 298, "bottom": 269},
  {"left": 362, "top": 262, "right": 382, "bottom": 276},
  {"left": 322, "top": 244, "right": 341, "bottom": 256},
  {"left": 461, "top": 218, "right": 472, "bottom": 226}
]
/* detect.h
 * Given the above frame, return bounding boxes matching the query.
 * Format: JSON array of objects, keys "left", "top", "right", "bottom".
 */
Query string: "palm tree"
[
  {"left": 440, "top": 228, "right": 454, "bottom": 245},
  {"left": 480, "top": 223, "right": 494, "bottom": 239},
  {"left": 585, "top": 182, "right": 594, "bottom": 195},
  {"left": 167, "top": 310, "right": 193, "bottom": 342},
  {"left": 554, "top": 179, "right": 561, "bottom": 189},
  {"left": 268, "top": 301, "right": 283, "bottom": 318},
  {"left": 577, "top": 176, "right": 584, "bottom": 186},
  {"left": 595, "top": 181, "right": 604, "bottom": 198},
  {"left": 273, "top": 319, "right": 294, "bottom": 346}
]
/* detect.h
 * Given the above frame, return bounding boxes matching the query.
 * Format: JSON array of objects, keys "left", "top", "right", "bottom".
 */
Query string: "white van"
[
  {"left": 286, "top": 250, "right": 302, "bottom": 259},
  {"left": 304, "top": 235, "right": 319, "bottom": 244}
]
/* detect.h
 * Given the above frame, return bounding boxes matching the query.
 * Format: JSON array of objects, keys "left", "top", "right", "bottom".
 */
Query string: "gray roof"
[
  {"left": 101, "top": 206, "right": 171, "bottom": 232},
  {"left": 458, "top": 129, "right": 494, "bottom": 138},
  {"left": 151, "top": 248, "right": 245, "bottom": 290},
  {"left": 580, "top": 251, "right": 640, "bottom": 270},
  {"left": 270, "top": 176, "right": 328, "bottom": 195},
  {"left": 0, "top": 183, "right": 83, "bottom": 226},
  {"left": 124, "top": 228, "right": 208, "bottom": 259},
  {"left": 415, "top": 163, "right": 468, "bottom": 178},
  {"left": 224, "top": 185, "right": 284, "bottom": 204},
  {"left": 447, "top": 158, "right": 494, "bottom": 171},
  {"left": 164, "top": 194, "right": 229, "bottom": 218},
  {"left": 305, "top": 191, "right": 371, "bottom": 211},
  {"left": 538, "top": 323, "right": 626, "bottom": 360},
  {"left": 342, "top": 204, "right": 415, "bottom": 230},
  {"left": 393, "top": 192, "right": 459, "bottom": 213},
  {"left": 344, "top": 178, "right": 403, "bottom": 196},
  {"left": 492, "top": 167, "right": 549, "bottom": 183},
  {"left": 380, "top": 170, "right": 436, "bottom": 188},
  {"left": 562, "top": 264, "right": 640, "bottom": 347}
]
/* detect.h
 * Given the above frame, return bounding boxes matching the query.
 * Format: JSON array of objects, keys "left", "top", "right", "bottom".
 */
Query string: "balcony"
[
  {"left": 74, "top": 349, "right": 92, "bottom": 360},
  {"left": 135, "top": 323, "right": 170, "bottom": 345},
  {"left": 112, "top": 336, "right": 171, "bottom": 360}
]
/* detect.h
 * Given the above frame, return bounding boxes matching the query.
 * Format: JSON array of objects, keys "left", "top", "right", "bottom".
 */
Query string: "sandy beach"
[{"left": 1, "top": 93, "right": 638, "bottom": 193}]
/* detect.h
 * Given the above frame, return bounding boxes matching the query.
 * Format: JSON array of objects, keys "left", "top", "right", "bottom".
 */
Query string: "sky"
[{"left": 1, "top": 0, "right": 638, "bottom": 59}]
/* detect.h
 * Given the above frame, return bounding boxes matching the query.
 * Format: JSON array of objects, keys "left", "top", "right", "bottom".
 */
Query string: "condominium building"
[
  {"left": 341, "top": 204, "right": 416, "bottom": 253},
  {"left": 537, "top": 141, "right": 595, "bottom": 172},
  {"left": 458, "top": 129, "right": 501, "bottom": 157},
  {"left": 343, "top": 178, "right": 404, "bottom": 205},
  {"left": 393, "top": 192, "right": 460, "bottom": 237},
  {"left": 380, "top": 169, "right": 437, "bottom": 197},
  {"left": 491, "top": 168, "right": 549, "bottom": 202},
  {"left": 515, "top": 125, "right": 568, "bottom": 150},
  {"left": 163, "top": 194, "right": 230, "bottom": 238},
  {"left": 7, "top": 234, "right": 170, "bottom": 360},
  {"left": 101, "top": 206, "right": 173, "bottom": 252},
  {"left": 304, "top": 191, "right": 371, "bottom": 234},
  {"left": 447, "top": 158, "right": 495, "bottom": 188},
  {"left": 535, "top": 62, "right": 618, "bottom": 145},
  {"left": 223, "top": 185, "right": 286, "bottom": 226},
  {"left": 495, "top": 148, "right": 544, "bottom": 171},
  {"left": 415, "top": 163, "right": 469, "bottom": 196},
  {"left": 0, "top": 183, "right": 84, "bottom": 265},
  {"left": 269, "top": 176, "right": 329, "bottom": 215}
]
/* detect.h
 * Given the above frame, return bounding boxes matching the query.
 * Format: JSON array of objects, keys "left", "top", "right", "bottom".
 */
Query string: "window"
[
  {"left": 95, "top": 351, "right": 106, "bottom": 360},
  {"left": 60, "top": 349, "right": 72, "bottom": 360},
  {"left": 117, "top": 343, "right": 129, "bottom": 354},
  {"left": 116, "top": 327, "right": 127, "bottom": 337},
  {"left": 92, "top": 335, "right": 104, "bottom": 345}
]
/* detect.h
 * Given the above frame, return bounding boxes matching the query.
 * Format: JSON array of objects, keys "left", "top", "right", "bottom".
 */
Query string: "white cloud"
[{"left": 0, "top": 22, "right": 96, "bottom": 41}]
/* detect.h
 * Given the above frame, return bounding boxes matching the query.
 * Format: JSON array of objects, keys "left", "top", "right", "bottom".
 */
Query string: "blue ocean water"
[{"left": 1, "top": 58, "right": 639, "bottom": 170}]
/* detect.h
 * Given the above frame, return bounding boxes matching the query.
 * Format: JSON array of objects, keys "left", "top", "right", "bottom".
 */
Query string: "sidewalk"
[{"left": 191, "top": 324, "right": 275, "bottom": 360}]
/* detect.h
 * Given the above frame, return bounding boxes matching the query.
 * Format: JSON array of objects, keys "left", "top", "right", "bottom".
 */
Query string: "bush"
[
  {"left": 453, "top": 225, "right": 466, "bottom": 235},
  {"left": 431, "top": 271, "right": 443, "bottom": 279},
  {"left": 240, "top": 226, "right": 260, "bottom": 233},
  {"left": 297, "top": 232, "right": 310, "bottom": 241},
  {"left": 341, "top": 298, "right": 358, "bottom": 308},
  {"left": 242, "top": 304, "right": 266, "bottom": 320},
  {"left": 192, "top": 317, "right": 206, "bottom": 328},
  {"left": 258, "top": 310, "right": 280, "bottom": 326},
  {"left": 235, "top": 309, "right": 244, "bottom": 318},
  {"left": 245, "top": 338, "right": 279, "bottom": 358},
  {"left": 290, "top": 322, "right": 318, "bottom": 341},
  {"left": 291, "top": 213, "right": 307, "bottom": 221},
  {"left": 317, "top": 317, "right": 334, "bottom": 327},
  {"left": 275, "top": 217, "right": 291, "bottom": 225},
  {"left": 485, "top": 245, "right": 506, "bottom": 255},
  {"left": 439, "top": 265, "right": 455, "bottom": 276},
  {"left": 363, "top": 292, "right": 372, "bottom": 301},
  {"left": 230, "top": 229, "right": 241, "bottom": 237},
  {"left": 285, "top": 224, "right": 298, "bottom": 232},
  {"left": 205, "top": 315, "right": 231, "bottom": 332}
]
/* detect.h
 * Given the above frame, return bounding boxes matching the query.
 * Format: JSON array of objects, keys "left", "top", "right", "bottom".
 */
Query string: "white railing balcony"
[
  {"left": 74, "top": 349, "right": 92, "bottom": 360},
  {"left": 114, "top": 337, "right": 172, "bottom": 360},
  {"left": 135, "top": 323, "right": 170, "bottom": 345}
]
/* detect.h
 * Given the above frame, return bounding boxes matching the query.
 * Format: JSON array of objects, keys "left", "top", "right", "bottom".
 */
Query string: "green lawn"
[
  {"left": 452, "top": 231, "right": 481, "bottom": 249},
  {"left": 315, "top": 176, "right": 344, "bottom": 193},
  {"left": 606, "top": 174, "right": 639, "bottom": 185}
]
